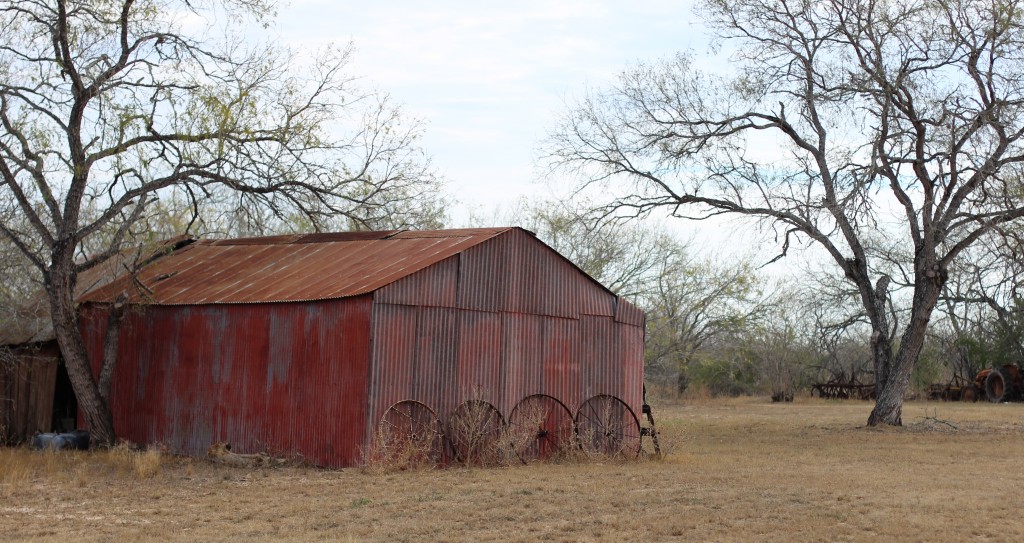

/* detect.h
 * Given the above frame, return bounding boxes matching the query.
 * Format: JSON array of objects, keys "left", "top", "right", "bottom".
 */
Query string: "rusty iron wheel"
[
  {"left": 507, "top": 394, "right": 574, "bottom": 462},
  {"left": 575, "top": 394, "right": 641, "bottom": 459},
  {"left": 446, "top": 400, "right": 505, "bottom": 465},
  {"left": 376, "top": 400, "right": 444, "bottom": 467}
]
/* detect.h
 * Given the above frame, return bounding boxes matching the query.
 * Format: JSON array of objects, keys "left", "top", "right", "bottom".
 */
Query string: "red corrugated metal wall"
[
  {"left": 368, "top": 229, "right": 644, "bottom": 436},
  {"left": 80, "top": 296, "right": 372, "bottom": 467}
]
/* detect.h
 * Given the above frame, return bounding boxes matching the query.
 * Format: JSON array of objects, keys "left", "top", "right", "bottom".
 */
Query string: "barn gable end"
[
  {"left": 375, "top": 228, "right": 620, "bottom": 318},
  {"left": 366, "top": 229, "right": 644, "bottom": 444}
]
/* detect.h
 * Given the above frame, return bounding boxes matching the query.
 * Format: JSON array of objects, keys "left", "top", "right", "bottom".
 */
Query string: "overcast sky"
[{"left": 275, "top": 1, "right": 709, "bottom": 221}]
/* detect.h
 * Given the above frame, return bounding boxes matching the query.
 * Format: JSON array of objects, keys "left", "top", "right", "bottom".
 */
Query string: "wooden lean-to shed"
[{"left": 77, "top": 227, "right": 645, "bottom": 467}]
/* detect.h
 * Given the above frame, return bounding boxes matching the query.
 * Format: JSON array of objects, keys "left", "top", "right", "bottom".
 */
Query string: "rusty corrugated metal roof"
[{"left": 81, "top": 228, "right": 514, "bottom": 305}]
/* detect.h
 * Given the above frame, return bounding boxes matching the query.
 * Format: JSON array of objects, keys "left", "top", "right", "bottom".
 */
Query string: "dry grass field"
[{"left": 3, "top": 397, "right": 1024, "bottom": 542}]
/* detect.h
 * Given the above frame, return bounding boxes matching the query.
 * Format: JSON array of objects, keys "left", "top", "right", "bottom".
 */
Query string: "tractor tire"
[
  {"left": 960, "top": 386, "right": 978, "bottom": 403},
  {"left": 985, "top": 367, "right": 1016, "bottom": 403}
]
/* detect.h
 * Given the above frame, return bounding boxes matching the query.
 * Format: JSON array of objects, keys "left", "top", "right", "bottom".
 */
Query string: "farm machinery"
[{"left": 928, "top": 364, "right": 1024, "bottom": 403}]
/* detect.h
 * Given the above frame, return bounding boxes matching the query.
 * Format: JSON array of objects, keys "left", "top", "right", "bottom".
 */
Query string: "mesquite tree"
[
  {"left": 0, "top": 0, "right": 439, "bottom": 444},
  {"left": 547, "top": 0, "right": 1024, "bottom": 425}
]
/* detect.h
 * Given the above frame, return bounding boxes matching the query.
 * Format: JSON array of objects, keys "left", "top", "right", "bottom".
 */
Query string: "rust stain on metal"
[{"left": 81, "top": 297, "right": 373, "bottom": 467}]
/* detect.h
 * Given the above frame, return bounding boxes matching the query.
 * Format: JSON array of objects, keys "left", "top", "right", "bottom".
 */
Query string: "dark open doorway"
[{"left": 51, "top": 361, "right": 78, "bottom": 432}]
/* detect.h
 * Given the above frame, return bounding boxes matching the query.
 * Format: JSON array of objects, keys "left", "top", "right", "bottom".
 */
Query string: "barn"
[{"left": 76, "top": 227, "right": 646, "bottom": 467}]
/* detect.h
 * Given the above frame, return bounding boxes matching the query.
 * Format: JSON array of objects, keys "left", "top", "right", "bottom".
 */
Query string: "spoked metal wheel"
[
  {"left": 507, "top": 394, "right": 574, "bottom": 462},
  {"left": 375, "top": 400, "right": 444, "bottom": 468},
  {"left": 575, "top": 394, "right": 642, "bottom": 459},
  {"left": 447, "top": 400, "right": 505, "bottom": 465}
]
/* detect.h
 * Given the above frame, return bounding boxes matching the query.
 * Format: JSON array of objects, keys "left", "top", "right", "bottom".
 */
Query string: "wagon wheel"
[
  {"left": 575, "top": 395, "right": 642, "bottom": 459},
  {"left": 507, "top": 395, "right": 574, "bottom": 462},
  {"left": 376, "top": 400, "right": 443, "bottom": 468},
  {"left": 447, "top": 400, "right": 505, "bottom": 465}
]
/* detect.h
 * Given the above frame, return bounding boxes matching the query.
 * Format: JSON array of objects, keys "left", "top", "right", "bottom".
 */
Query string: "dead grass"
[
  {"left": 4, "top": 398, "right": 1024, "bottom": 541},
  {"left": 0, "top": 441, "right": 170, "bottom": 500}
]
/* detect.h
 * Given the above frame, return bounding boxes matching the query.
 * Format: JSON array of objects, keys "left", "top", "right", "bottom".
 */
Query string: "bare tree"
[
  {"left": 547, "top": 0, "right": 1024, "bottom": 425},
  {"left": 0, "top": 0, "right": 440, "bottom": 444},
  {"left": 939, "top": 227, "right": 1024, "bottom": 372}
]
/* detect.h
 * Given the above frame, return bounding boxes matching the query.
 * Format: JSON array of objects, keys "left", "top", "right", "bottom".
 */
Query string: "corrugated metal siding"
[
  {"left": 541, "top": 316, "right": 581, "bottom": 413},
  {"left": 366, "top": 302, "right": 418, "bottom": 439},
  {"left": 453, "top": 310, "right": 504, "bottom": 406},
  {"left": 81, "top": 297, "right": 373, "bottom": 468},
  {"left": 367, "top": 305, "right": 645, "bottom": 435},
  {"left": 374, "top": 254, "right": 459, "bottom": 307},
  {"left": 414, "top": 307, "right": 460, "bottom": 418},
  {"left": 455, "top": 228, "right": 615, "bottom": 318},
  {"left": 619, "top": 322, "right": 645, "bottom": 411},
  {"left": 579, "top": 315, "right": 619, "bottom": 401},
  {"left": 366, "top": 303, "right": 462, "bottom": 428},
  {"left": 501, "top": 313, "right": 544, "bottom": 415},
  {"left": 614, "top": 297, "right": 645, "bottom": 327}
]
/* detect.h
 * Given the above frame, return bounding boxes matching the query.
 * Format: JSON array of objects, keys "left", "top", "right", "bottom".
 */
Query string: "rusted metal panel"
[
  {"left": 501, "top": 313, "right": 544, "bottom": 415},
  {"left": 413, "top": 307, "right": 460, "bottom": 419},
  {"left": 454, "top": 310, "right": 504, "bottom": 410},
  {"left": 618, "top": 322, "right": 645, "bottom": 412},
  {"left": 82, "top": 229, "right": 510, "bottom": 306},
  {"left": 456, "top": 239, "right": 509, "bottom": 314},
  {"left": 0, "top": 345, "right": 58, "bottom": 444},
  {"left": 579, "top": 315, "right": 616, "bottom": 402},
  {"left": 374, "top": 255, "right": 459, "bottom": 307},
  {"left": 456, "top": 228, "right": 616, "bottom": 319},
  {"left": 82, "top": 297, "right": 373, "bottom": 468},
  {"left": 366, "top": 303, "right": 463, "bottom": 432},
  {"left": 614, "top": 297, "right": 645, "bottom": 327},
  {"left": 578, "top": 315, "right": 644, "bottom": 413},
  {"left": 366, "top": 303, "right": 419, "bottom": 441},
  {"left": 541, "top": 316, "right": 582, "bottom": 414}
]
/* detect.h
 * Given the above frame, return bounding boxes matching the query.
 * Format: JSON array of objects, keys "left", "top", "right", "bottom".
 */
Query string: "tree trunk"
[
  {"left": 98, "top": 293, "right": 129, "bottom": 404},
  {"left": 46, "top": 261, "right": 117, "bottom": 446},
  {"left": 867, "top": 272, "right": 945, "bottom": 426},
  {"left": 867, "top": 366, "right": 905, "bottom": 425}
]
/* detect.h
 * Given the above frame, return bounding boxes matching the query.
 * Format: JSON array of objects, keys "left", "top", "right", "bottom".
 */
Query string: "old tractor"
[{"left": 930, "top": 364, "right": 1023, "bottom": 403}]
